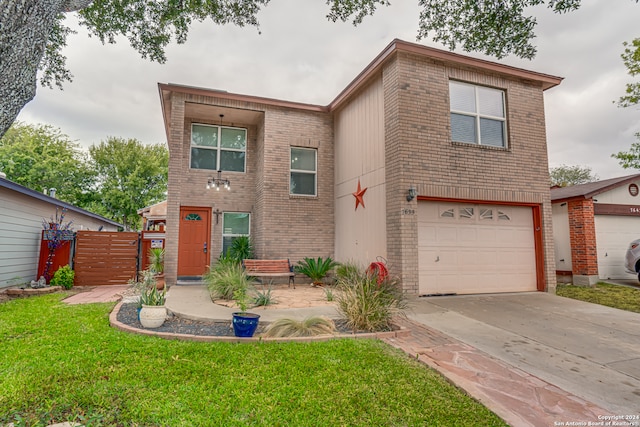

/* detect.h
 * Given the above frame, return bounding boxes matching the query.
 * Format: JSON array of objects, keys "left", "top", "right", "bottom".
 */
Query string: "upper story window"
[
  {"left": 290, "top": 147, "right": 317, "bottom": 196},
  {"left": 190, "top": 124, "right": 246, "bottom": 172},
  {"left": 449, "top": 81, "right": 507, "bottom": 148}
]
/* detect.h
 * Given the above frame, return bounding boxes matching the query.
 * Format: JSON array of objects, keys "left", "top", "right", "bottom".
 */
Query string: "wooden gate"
[{"left": 73, "top": 231, "right": 139, "bottom": 286}]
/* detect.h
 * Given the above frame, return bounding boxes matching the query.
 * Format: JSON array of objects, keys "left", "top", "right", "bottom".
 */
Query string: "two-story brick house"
[{"left": 159, "top": 39, "right": 562, "bottom": 295}]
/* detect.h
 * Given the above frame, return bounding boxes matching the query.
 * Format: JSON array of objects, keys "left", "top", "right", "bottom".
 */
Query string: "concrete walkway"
[{"left": 64, "top": 285, "right": 640, "bottom": 426}]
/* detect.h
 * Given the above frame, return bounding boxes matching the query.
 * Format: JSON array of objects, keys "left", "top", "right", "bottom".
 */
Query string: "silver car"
[{"left": 625, "top": 239, "right": 640, "bottom": 281}]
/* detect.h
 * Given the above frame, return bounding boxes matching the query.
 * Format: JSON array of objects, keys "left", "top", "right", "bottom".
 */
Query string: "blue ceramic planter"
[{"left": 232, "top": 312, "right": 261, "bottom": 337}]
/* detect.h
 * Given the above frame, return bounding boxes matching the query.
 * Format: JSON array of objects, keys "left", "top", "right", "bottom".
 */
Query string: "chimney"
[{"left": 49, "top": 188, "right": 56, "bottom": 198}]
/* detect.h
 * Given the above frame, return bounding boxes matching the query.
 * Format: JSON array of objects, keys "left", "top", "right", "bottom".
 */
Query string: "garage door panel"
[
  {"left": 595, "top": 215, "right": 640, "bottom": 280},
  {"left": 419, "top": 202, "right": 537, "bottom": 295}
]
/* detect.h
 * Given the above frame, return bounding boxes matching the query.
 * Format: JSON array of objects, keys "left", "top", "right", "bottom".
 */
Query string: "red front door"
[{"left": 178, "top": 207, "right": 211, "bottom": 277}]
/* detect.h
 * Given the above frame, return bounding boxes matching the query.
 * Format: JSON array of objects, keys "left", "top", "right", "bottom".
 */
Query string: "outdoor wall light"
[
  {"left": 406, "top": 185, "right": 417, "bottom": 202},
  {"left": 206, "top": 170, "right": 230, "bottom": 191}
]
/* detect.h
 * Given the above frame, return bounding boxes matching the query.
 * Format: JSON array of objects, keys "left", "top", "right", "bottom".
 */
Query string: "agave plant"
[{"left": 295, "top": 256, "right": 338, "bottom": 286}]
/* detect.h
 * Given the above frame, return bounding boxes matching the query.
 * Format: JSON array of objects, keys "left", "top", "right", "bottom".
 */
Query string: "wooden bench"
[{"left": 243, "top": 259, "right": 295, "bottom": 288}]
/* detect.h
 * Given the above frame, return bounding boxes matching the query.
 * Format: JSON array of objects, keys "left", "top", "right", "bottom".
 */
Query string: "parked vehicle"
[{"left": 624, "top": 239, "right": 640, "bottom": 281}]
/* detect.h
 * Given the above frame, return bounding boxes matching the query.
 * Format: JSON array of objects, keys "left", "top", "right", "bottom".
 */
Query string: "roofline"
[
  {"left": 0, "top": 177, "right": 123, "bottom": 228},
  {"left": 330, "top": 39, "right": 562, "bottom": 110},
  {"left": 158, "top": 39, "right": 563, "bottom": 123},
  {"left": 158, "top": 83, "right": 327, "bottom": 112},
  {"left": 551, "top": 173, "right": 640, "bottom": 203}
]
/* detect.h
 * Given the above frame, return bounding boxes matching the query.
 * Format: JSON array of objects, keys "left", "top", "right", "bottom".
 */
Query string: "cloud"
[{"left": 15, "top": 0, "right": 640, "bottom": 179}]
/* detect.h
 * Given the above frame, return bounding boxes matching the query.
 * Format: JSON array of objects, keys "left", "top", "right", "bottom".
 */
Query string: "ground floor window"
[{"left": 222, "top": 212, "right": 250, "bottom": 254}]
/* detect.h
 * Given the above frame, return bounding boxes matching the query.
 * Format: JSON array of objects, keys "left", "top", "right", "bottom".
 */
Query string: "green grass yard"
[
  {"left": 0, "top": 293, "right": 506, "bottom": 426},
  {"left": 556, "top": 282, "right": 640, "bottom": 313}
]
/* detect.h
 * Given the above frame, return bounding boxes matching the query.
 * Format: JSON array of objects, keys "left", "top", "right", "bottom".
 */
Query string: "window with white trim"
[
  {"left": 190, "top": 124, "right": 246, "bottom": 172},
  {"left": 450, "top": 81, "right": 507, "bottom": 148},
  {"left": 222, "top": 212, "right": 250, "bottom": 255},
  {"left": 290, "top": 147, "right": 317, "bottom": 196}
]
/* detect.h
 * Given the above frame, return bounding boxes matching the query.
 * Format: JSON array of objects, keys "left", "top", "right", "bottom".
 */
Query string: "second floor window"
[
  {"left": 450, "top": 81, "right": 507, "bottom": 148},
  {"left": 290, "top": 147, "right": 317, "bottom": 196},
  {"left": 191, "top": 124, "right": 246, "bottom": 172}
]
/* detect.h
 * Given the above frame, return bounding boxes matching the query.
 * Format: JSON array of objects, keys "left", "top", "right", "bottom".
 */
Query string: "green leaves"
[
  {"left": 549, "top": 164, "right": 598, "bottom": 187},
  {"left": 0, "top": 122, "right": 95, "bottom": 206},
  {"left": 612, "top": 134, "right": 640, "bottom": 170},
  {"left": 619, "top": 37, "right": 640, "bottom": 109},
  {"left": 89, "top": 137, "right": 168, "bottom": 229},
  {"left": 78, "top": 0, "right": 270, "bottom": 63},
  {"left": 295, "top": 256, "right": 338, "bottom": 286}
]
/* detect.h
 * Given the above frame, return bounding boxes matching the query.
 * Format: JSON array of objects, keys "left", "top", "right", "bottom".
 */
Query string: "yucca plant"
[
  {"left": 295, "top": 256, "right": 338, "bottom": 286},
  {"left": 262, "top": 316, "right": 336, "bottom": 338},
  {"left": 227, "top": 236, "right": 254, "bottom": 263},
  {"left": 204, "top": 261, "right": 256, "bottom": 301},
  {"left": 148, "top": 248, "right": 165, "bottom": 274},
  {"left": 335, "top": 267, "right": 407, "bottom": 332}
]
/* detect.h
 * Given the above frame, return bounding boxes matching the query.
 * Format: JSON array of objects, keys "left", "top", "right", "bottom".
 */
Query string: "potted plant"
[
  {"left": 139, "top": 284, "right": 167, "bottom": 328},
  {"left": 148, "top": 247, "right": 165, "bottom": 290},
  {"left": 295, "top": 256, "right": 338, "bottom": 287},
  {"left": 231, "top": 286, "right": 260, "bottom": 338}
]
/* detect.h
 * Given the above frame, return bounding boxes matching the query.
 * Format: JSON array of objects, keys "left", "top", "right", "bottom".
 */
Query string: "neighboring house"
[
  {"left": 159, "top": 38, "right": 562, "bottom": 295},
  {"left": 0, "top": 176, "right": 122, "bottom": 289},
  {"left": 551, "top": 173, "right": 640, "bottom": 285},
  {"left": 138, "top": 200, "right": 167, "bottom": 231}
]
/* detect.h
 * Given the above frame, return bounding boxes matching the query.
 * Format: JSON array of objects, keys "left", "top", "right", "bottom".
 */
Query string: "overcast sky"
[{"left": 16, "top": 0, "right": 640, "bottom": 180}]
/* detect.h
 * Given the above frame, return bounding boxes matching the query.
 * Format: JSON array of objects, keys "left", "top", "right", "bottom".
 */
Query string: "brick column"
[{"left": 568, "top": 199, "right": 599, "bottom": 286}]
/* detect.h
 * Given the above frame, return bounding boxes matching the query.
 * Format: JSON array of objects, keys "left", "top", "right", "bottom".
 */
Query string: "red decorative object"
[{"left": 352, "top": 179, "right": 367, "bottom": 210}]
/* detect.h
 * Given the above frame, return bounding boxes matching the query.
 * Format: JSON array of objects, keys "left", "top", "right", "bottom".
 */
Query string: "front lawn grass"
[
  {"left": 557, "top": 282, "right": 640, "bottom": 313},
  {"left": 0, "top": 294, "right": 506, "bottom": 426}
]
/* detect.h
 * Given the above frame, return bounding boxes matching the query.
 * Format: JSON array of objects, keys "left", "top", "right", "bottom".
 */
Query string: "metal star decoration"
[{"left": 353, "top": 179, "right": 367, "bottom": 210}]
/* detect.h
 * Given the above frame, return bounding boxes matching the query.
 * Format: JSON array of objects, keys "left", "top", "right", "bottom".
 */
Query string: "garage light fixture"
[
  {"left": 206, "top": 170, "right": 230, "bottom": 191},
  {"left": 406, "top": 185, "right": 417, "bottom": 202}
]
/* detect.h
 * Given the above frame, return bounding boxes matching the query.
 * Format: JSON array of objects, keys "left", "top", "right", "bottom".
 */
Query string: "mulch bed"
[{"left": 116, "top": 302, "right": 360, "bottom": 337}]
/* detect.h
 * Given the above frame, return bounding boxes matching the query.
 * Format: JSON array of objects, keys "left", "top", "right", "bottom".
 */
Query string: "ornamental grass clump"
[
  {"left": 262, "top": 316, "right": 336, "bottom": 338},
  {"left": 335, "top": 266, "right": 407, "bottom": 332},
  {"left": 204, "top": 261, "right": 256, "bottom": 301}
]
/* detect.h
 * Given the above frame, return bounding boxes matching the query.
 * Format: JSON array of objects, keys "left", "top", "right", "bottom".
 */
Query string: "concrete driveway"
[{"left": 407, "top": 292, "right": 640, "bottom": 415}]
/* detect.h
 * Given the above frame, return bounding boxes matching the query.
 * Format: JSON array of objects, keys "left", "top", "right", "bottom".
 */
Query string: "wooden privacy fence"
[{"left": 73, "top": 231, "right": 139, "bottom": 286}]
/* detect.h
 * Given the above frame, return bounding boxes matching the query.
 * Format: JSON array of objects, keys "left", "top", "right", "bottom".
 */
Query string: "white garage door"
[
  {"left": 418, "top": 202, "right": 537, "bottom": 295},
  {"left": 594, "top": 215, "right": 640, "bottom": 280}
]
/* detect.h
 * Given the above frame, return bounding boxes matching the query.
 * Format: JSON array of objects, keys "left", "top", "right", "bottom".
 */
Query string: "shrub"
[
  {"left": 204, "top": 262, "right": 256, "bottom": 301},
  {"left": 262, "top": 317, "right": 336, "bottom": 338},
  {"left": 324, "top": 287, "right": 334, "bottom": 302},
  {"left": 253, "top": 286, "right": 274, "bottom": 307},
  {"left": 50, "top": 265, "right": 74, "bottom": 289},
  {"left": 295, "top": 257, "right": 338, "bottom": 286},
  {"left": 227, "top": 236, "right": 254, "bottom": 263},
  {"left": 335, "top": 262, "right": 361, "bottom": 283},
  {"left": 335, "top": 267, "right": 406, "bottom": 332},
  {"left": 148, "top": 248, "right": 164, "bottom": 274},
  {"left": 139, "top": 285, "right": 166, "bottom": 306}
]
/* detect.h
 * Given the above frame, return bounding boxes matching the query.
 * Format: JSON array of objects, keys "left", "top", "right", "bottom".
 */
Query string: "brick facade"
[
  {"left": 567, "top": 199, "right": 599, "bottom": 285},
  {"left": 160, "top": 39, "right": 560, "bottom": 293}
]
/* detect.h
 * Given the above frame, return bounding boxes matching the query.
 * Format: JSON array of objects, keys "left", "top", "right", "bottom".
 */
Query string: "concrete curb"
[{"left": 109, "top": 300, "right": 411, "bottom": 343}]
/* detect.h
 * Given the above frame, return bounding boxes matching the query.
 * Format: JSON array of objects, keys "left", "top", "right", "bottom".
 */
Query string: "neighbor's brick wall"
[
  {"left": 568, "top": 199, "right": 599, "bottom": 276},
  {"left": 383, "top": 51, "right": 557, "bottom": 293}
]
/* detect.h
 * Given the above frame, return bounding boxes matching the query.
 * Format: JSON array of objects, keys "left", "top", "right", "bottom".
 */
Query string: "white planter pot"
[{"left": 139, "top": 305, "right": 166, "bottom": 328}]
